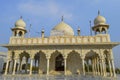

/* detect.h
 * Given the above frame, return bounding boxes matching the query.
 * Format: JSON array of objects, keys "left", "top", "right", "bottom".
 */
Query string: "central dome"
[{"left": 51, "top": 21, "right": 74, "bottom": 36}]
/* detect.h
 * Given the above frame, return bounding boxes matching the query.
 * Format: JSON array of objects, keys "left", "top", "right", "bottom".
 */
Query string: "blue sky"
[{"left": 0, "top": 0, "right": 120, "bottom": 67}]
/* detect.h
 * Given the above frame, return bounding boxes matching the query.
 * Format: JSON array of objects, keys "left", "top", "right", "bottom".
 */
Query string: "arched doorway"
[
  {"left": 67, "top": 50, "right": 81, "bottom": 74},
  {"left": 50, "top": 50, "right": 64, "bottom": 72},
  {"left": 35, "top": 51, "right": 46, "bottom": 74},
  {"left": 55, "top": 54, "right": 64, "bottom": 71},
  {"left": 19, "top": 51, "right": 30, "bottom": 74},
  {"left": 85, "top": 50, "right": 99, "bottom": 75}
]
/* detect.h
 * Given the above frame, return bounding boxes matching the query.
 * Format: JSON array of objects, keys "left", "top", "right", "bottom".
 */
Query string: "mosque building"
[{"left": 2, "top": 12, "right": 120, "bottom": 77}]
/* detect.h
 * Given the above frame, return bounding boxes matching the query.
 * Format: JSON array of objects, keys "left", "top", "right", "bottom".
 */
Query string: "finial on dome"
[
  {"left": 41, "top": 27, "right": 44, "bottom": 32},
  {"left": 89, "top": 20, "right": 92, "bottom": 36},
  {"left": 77, "top": 26, "right": 80, "bottom": 36},
  {"left": 77, "top": 26, "right": 80, "bottom": 31},
  {"left": 20, "top": 16, "right": 23, "bottom": 19},
  {"left": 61, "top": 16, "right": 64, "bottom": 21},
  {"left": 98, "top": 10, "right": 100, "bottom": 15},
  {"left": 41, "top": 27, "right": 45, "bottom": 38}
]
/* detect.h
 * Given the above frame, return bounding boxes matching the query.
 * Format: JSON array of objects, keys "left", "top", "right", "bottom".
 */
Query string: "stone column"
[
  {"left": 109, "top": 50, "right": 116, "bottom": 77},
  {"left": 111, "top": 59, "right": 116, "bottom": 77},
  {"left": 29, "top": 51, "right": 35, "bottom": 75},
  {"left": 46, "top": 57, "right": 50, "bottom": 75},
  {"left": 4, "top": 60, "right": 10, "bottom": 75},
  {"left": 94, "top": 58, "right": 97, "bottom": 75},
  {"left": 101, "top": 58, "right": 106, "bottom": 76},
  {"left": 12, "top": 59, "right": 17, "bottom": 75},
  {"left": 63, "top": 54, "right": 67, "bottom": 75},
  {"left": 12, "top": 54, "right": 19, "bottom": 75},
  {"left": 29, "top": 54, "right": 34, "bottom": 75},
  {"left": 19, "top": 57, "right": 23, "bottom": 72},
  {"left": 81, "top": 57, "right": 85, "bottom": 75},
  {"left": 17, "top": 59, "right": 20, "bottom": 73},
  {"left": 92, "top": 59, "right": 95, "bottom": 76},
  {"left": 29, "top": 58, "right": 33, "bottom": 75},
  {"left": 108, "top": 59, "right": 112, "bottom": 76},
  {"left": 64, "top": 58, "right": 67, "bottom": 75},
  {"left": 45, "top": 53, "right": 51, "bottom": 75},
  {"left": 18, "top": 58, "right": 22, "bottom": 73},
  {"left": 96, "top": 57, "right": 100, "bottom": 75},
  {"left": 99, "top": 59, "right": 103, "bottom": 76}
]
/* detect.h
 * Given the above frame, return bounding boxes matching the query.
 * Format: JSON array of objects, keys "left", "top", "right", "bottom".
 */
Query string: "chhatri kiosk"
[{"left": 3, "top": 12, "right": 119, "bottom": 77}]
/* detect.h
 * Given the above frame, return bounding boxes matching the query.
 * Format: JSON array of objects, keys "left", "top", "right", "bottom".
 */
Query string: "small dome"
[
  {"left": 15, "top": 18, "right": 26, "bottom": 29},
  {"left": 94, "top": 15, "right": 106, "bottom": 26},
  {"left": 51, "top": 21, "right": 74, "bottom": 36}
]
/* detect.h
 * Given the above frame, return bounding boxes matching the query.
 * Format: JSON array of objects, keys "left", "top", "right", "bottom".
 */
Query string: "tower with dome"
[{"left": 2, "top": 12, "right": 119, "bottom": 77}]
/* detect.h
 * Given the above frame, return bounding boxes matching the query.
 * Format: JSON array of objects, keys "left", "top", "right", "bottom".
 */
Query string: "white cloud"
[{"left": 18, "top": 1, "right": 73, "bottom": 20}]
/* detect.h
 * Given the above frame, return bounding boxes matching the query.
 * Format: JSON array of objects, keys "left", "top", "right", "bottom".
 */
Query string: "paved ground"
[{"left": 0, "top": 75, "right": 117, "bottom": 80}]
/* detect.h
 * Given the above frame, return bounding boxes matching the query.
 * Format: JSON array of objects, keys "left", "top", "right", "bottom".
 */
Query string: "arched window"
[
  {"left": 18, "top": 31, "right": 23, "bottom": 37},
  {"left": 102, "top": 28, "right": 106, "bottom": 34}
]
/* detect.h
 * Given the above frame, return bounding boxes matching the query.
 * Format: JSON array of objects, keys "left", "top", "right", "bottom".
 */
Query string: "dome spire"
[
  {"left": 61, "top": 16, "right": 64, "bottom": 21},
  {"left": 20, "top": 16, "right": 23, "bottom": 19},
  {"left": 98, "top": 10, "right": 100, "bottom": 15}
]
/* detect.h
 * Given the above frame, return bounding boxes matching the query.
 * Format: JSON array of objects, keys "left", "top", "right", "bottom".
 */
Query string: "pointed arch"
[
  {"left": 67, "top": 50, "right": 81, "bottom": 74},
  {"left": 50, "top": 50, "right": 64, "bottom": 72},
  {"left": 18, "top": 31, "right": 23, "bottom": 37},
  {"left": 35, "top": 50, "right": 47, "bottom": 73}
]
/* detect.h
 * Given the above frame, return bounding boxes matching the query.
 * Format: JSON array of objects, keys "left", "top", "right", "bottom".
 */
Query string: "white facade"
[{"left": 2, "top": 13, "right": 120, "bottom": 77}]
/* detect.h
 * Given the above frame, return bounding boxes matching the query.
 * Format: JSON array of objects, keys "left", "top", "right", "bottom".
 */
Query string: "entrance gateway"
[{"left": 2, "top": 12, "right": 119, "bottom": 77}]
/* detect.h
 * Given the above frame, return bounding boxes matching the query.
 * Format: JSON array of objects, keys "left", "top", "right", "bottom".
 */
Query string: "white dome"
[
  {"left": 51, "top": 21, "right": 74, "bottom": 36},
  {"left": 94, "top": 15, "right": 106, "bottom": 26},
  {"left": 15, "top": 18, "right": 26, "bottom": 29}
]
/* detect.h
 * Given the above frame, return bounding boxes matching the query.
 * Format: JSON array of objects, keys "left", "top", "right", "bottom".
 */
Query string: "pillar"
[
  {"left": 101, "top": 59, "right": 106, "bottom": 76},
  {"left": 17, "top": 60, "right": 20, "bottom": 73},
  {"left": 29, "top": 59, "right": 33, "bottom": 75},
  {"left": 64, "top": 58, "right": 67, "bottom": 75},
  {"left": 4, "top": 60, "right": 10, "bottom": 75},
  {"left": 92, "top": 59, "right": 95, "bottom": 76},
  {"left": 81, "top": 57, "right": 85, "bottom": 75},
  {"left": 12, "top": 59, "right": 17, "bottom": 75},
  {"left": 100, "top": 59, "right": 103, "bottom": 76},
  {"left": 12, "top": 53, "right": 19, "bottom": 75},
  {"left": 109, "top": 50, "right": 116, "bottom": 77},
  {"left": 46, "top": 54, "right": 51, "bottom": 75},
  {"left": 19, "top": 57, "right": 23, "bottom": 73},
  {"left": 111, "top": 59, "right": 116, "bottom": 77},
  {"left": 108, "top": 59, "right": 112, "bottom": 76},
  {"left": 94, "top": 58, "right": 97, "bottom": 75},
  {"left": 46, "top": 58, "right": 50, "bottom": 75},
  {"left": 63, "top": 54, "right": 67, "bottom": 75},
  {"left": 18, "top": 58, "right": 22, "bottom": 73},
  {"left": 96, "top": 57, "right": 100, "bottom": 75}
]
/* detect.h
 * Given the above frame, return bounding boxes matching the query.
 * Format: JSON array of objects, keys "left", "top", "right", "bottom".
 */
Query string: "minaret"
[
  {"left": 77, "top": 27, "right": 80, "bottom": 36},
  {"left": 11, "top": 16, "right": 27, "bottom": 37},
  {"left": 61, "top": 16, "right": 64, "bottom": 22},
  {"left": 41, "top": 28, "right": 45, "bottom": 38},
  {"left": 92, "top": 11, "right": 109, "bottom": 35}
]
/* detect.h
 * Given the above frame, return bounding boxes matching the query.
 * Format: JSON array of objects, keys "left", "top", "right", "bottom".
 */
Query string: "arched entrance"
[
  {"left": 85, "top": 50, "right": 99, "bottom": 75},
  {"left": 67, "top": 50, "right": 81, "bottom": 74},
  {"left": 55, "top": 54, "right": 64, "bottom": 71},
  {"left": 19, "top": 51, "right": 30, "bottom": 74},
  {"left": 50, "top": 50, "right": 64, "bottom": 72},
  {"left": 36, "top": 51, "right": 46, "bottom": 74}
]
